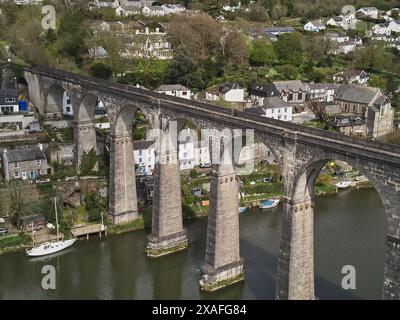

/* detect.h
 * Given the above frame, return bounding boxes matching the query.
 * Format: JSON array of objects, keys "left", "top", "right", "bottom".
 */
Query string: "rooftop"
[
  {"left": 335, "top": 84, "right": 382, "bottom": 105},
  {"left": 156, "top": 84, "right": 189, "bottom": 92},
  {"left": 4, "top": 147, "right": 46, "bottom": 163},
  {"left": 133, "top": 140, "right": 155, "bottom": 150}
]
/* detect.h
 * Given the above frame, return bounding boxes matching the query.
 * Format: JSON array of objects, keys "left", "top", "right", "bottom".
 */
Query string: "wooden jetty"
[{"left": 70, "top": 224, "right": 107, "bottom": 240}]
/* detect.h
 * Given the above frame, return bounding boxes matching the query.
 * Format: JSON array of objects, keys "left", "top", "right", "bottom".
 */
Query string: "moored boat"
[
  {"left": 238, "top": 206, "right": 248, "bottom": 214},
  {"left": 335, "top": 180, "right": 352, "bottom": 189},
  {"left": 258, "top": 199, "right": 280, "bottom": 209}
]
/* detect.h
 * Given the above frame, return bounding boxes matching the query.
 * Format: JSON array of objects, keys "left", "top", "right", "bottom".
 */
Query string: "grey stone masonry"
[
  {"left": 200, "top": 161, "right": 244, "bottom": 291},
  {"left": 74, "top": 120, "right": 98, "bottom": 173},
  {"left": 146, "top": 136, "right": 188, "bottom": 257},
  {"left": 383, "top": 236, "right": 400, "bottom": 299},
  {"left": 108, "top": 135, "right": 138, "bottom": 224}
]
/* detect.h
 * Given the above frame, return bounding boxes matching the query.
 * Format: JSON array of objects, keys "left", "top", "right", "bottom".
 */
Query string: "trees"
[
  {"left": 90, "top": 63, "right": 113, "bottom": 80},
  {"left": 273, "top": 32, "right": 304, "bottom": 66},
  {"left": 249, "top": 39, "right": 275, "bottom": 66},
  {"left": 222, "top": 31, "right": 249, "bottom": 73},
  {"left": 57, "top": 9, "right": 90, "bottom": 65}
]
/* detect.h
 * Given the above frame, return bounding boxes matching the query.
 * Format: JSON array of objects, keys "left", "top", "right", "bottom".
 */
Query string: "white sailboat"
[{"left": 26, "top": 197, "right": 76, "bottom": 257}]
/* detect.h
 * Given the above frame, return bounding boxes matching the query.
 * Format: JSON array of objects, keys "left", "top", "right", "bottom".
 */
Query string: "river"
[{"left": 0, "top": 188, "right": 386, "bottom": 300}]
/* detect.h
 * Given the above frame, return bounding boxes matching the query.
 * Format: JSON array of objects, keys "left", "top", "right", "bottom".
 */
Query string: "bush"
[{"left": 88, "top": 209, "right": 101, "bottom": 222}]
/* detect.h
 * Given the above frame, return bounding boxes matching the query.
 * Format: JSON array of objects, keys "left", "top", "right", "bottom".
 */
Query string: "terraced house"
[{"left": 1, "top": 145, "right": 50, "bottom": 181}]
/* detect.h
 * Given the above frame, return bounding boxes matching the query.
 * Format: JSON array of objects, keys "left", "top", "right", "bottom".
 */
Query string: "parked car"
[
  {"left": 0, "top": 225, "right": 8, "bottom": 236},
  {"left": 263, "top": 177, "right": 273, "bottom": 183},
  {"left": 200, "top": 162, "right": 211, "bottom": 168}
]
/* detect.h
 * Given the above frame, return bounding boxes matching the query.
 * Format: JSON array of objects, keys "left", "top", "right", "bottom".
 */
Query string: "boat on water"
[
  {"left": 26, "top": 197, "right": 76, "bottom": 257},
  {"left": 259, "top": 199, "right": 280, "bottom": 209},
  {"left": 335, "top": 180, "right": 352, "bottom": 189},
  {"left": 238, "top": 207, "right": 248, "bottom": 214}
]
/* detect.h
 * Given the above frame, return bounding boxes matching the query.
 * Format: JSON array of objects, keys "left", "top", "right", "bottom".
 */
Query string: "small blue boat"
[
  {"left": 238, "top": 207, "right": 248, "bottom": 214},
  {"left": 259, "top": 199, "right": 280, "bottom": 209}
]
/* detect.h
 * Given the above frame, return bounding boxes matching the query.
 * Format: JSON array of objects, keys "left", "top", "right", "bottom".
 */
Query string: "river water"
[{"left": 0, "top": 188, "right": 386, "bottom": 300}]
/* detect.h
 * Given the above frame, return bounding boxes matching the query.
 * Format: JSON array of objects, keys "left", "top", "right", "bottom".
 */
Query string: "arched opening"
[
  {"left": 293, "top": 158, "right": 388, "bottom": 299},
  {"left": 46, "top": 83, "right": 65, "bottom": 115}
]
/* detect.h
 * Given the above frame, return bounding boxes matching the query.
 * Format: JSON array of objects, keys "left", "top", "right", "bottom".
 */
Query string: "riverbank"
[{"left": 0, "top": 167, "right": 374, "bottom": 256}]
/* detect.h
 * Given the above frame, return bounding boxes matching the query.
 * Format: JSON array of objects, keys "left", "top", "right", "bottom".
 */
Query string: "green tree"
[
  {"left": 90, "top": 63, "right": 113, "bottom": 80},
  {"left": 249, "top": 39, "right": 275, "bottom": 66},
  {"left": 79, "top": 149, "right": 98, "bottom": 175},
  {"left": 57, "top": 9, "right": 90, "bottom": 65},
  {"left": 273, "top": 32, "right": 304, "bottom": 66},
  {"left": 10, "top": 190, "right": 24, "bottom": 229}
]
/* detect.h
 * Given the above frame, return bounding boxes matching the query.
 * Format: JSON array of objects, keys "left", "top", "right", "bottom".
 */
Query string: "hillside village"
[{"left": 0, "top": 0, "right": 399, "bottom": 247}]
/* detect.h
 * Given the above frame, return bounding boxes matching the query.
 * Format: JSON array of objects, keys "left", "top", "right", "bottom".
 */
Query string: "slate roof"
[
  {"left": 248, "top": 83, "right": 278, "bottom": 97},
  {"left": 307, "top": 83, "right": 341, "bottom": 91},
  {"left": 5, "top": 147, "right": 46, "bottom": 163},
  {"left": 220, "top": 82, "right": 243, "bottom": 94},
  {"left": 261, "top": 96, "right": 291, "bottom": 109},
  {"left": 245, "top": 107, "right": 265, "bottom": 115},
  {"left": 273, "top": 80, "right": 307, "bottom": 93},
  {"left": 133, "top": 140, "right": 155, "bottom": 150},
  {"left": 335, "top": 84, "right": 381, "bottom": 104}
]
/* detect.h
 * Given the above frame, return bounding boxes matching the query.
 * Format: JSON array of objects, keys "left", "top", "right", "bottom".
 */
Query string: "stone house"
[
  {"left": 2, "top": 145, "right": 50, "bottom": 181},
  {"left": 334, "top": 84, "right": 394, "bottom": 138}
]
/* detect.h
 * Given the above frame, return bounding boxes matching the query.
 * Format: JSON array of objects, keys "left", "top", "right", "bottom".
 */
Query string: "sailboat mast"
[{"left": 54, "top": 197, "right": 59, "bottom": 241}]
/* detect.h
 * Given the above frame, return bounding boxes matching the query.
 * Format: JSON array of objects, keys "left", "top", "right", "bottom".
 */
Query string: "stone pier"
[
  {"left": 275, "top": 197, "right": 315, "bottom": 300},
  {"left": 383, "top": 235, "right": 400, "bottom": 299},
  {"left": 146, "top": 143, "right": 188, "bottom": 257},
  {"left": 200, "top": 162, "right": 244, "bottom": 292},
  {"left": 74, "top": 120, "right": 98, "bottom": 173},
  {"left": 108, "top": 135, "right": 138, "bottom": 224}
]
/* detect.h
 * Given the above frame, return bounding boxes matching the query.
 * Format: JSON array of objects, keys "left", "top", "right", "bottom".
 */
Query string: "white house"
[
  {"left": 142, "top": 5, "right": 165, "bottom": 17},
  {"left": 0, "top": 89, "right": 19, "bottom": 114},
  {"left": 161, "top": 4, "right": 186, "bottom": 15},
  {"left": 372, "top": 21, "right": 400, "bottom": 35},
  {"left": 306, "top": 83, "right": 340, "bottom": 102},
  {"left": 115, "top": 5, "right": 141, "bottom": 17},
  {"left": 333, "top": 70, "right": 369, "bottom": 85},
  {"left": 325, "top": 32, "right": 349, "bottom": 43},
  {"left": 357, "top": 7, "right": 379, "bottom": 19},
  {"left": 327, "top": 14, "right": 357, "bottom": 29},
  {"left": 62, "top": 92, "right": 73, "bottom": 116},
  {"left": 304, "top": 21, "right": 326, "bottom": 32},
  {"left": 133, "top": 140, "right": 156, "bottom": 175},
  {"left": 155, "top": 84, "right": 191, "bottom": 100},
  {"left": 219, "top": 82, "right": 245, "bottom": 102},
  {"left": 194, "top": 145, "right": 210, "bottom": 167},
  {"left": 179, "top": 139, "right": 196, "bottom": 171},
  {"left": 245, "top": 97, "right": 293, "bottom": 121}
]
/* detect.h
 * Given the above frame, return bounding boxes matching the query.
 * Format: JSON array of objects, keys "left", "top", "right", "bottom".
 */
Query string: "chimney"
[{"left": 38, "top": 143, "right": 43, "bottom": 151}]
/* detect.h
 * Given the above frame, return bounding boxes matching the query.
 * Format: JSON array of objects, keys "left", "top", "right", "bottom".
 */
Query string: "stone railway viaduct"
[{"left": 11, "top": 64, "right": 400, "bottom": 299}]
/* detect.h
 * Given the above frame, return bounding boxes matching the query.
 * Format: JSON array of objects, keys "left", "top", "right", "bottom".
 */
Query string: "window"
[
  {"left": 288, "top": 93, "right": 293, "bottom": 101},
  {"left": 271, "top": 109, "right": 274, "bottom": 113},
  {"left": 14, "top": 162, "right": 19, "bottom": 169},
  {"left": 139, "top": 150, "right": 142, "bottom": 156},
  {"left": 183, "top": 152, "right": 187, "bottom": 158},
  {"left": 5, "top": 98, "right": 16, "bottom": 103},
  {"left": 36, "top": 160, "right": 41, "bottom": 166},
  {"left": 66, "top": 106, "right": 71, "bottom": 113},
  {"left": 182, "top": 91, "right": 187, "bottom": 96},
  {"left": 298, "top": 93, "right": 303, "bottom": 100},
  {"left": 14, "top": 171, "right": 20, "bottom": 178},
  {"left": 66, "top": 98, "right": 71, "bottom": 104},
  {"left": 284, "top": 107, "right": 287, "bottom": 113},
  {"left": 284, "top": 115, "right": 287, "bottom": 120},
  {"left": 139, "top": 158, "right": 142, "bottom": 163}
]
